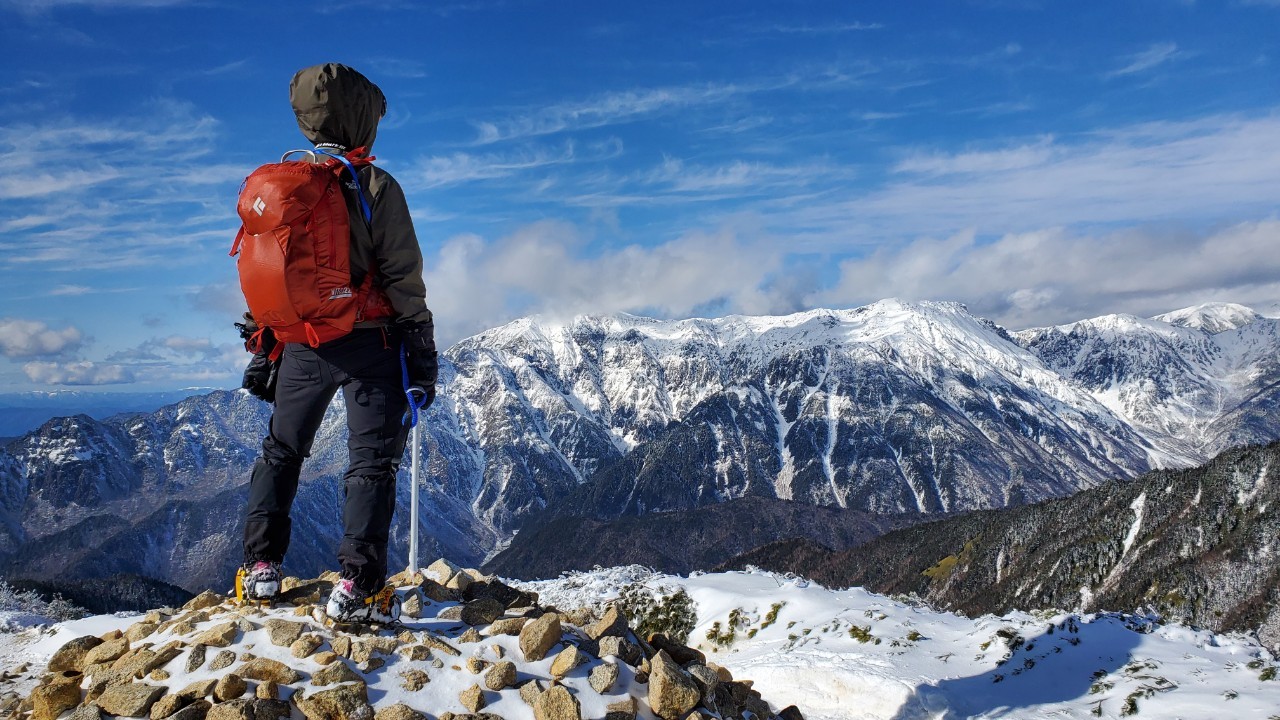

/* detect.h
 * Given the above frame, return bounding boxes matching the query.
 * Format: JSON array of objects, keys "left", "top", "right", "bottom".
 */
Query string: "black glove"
[
  {"left": 399, "top": 316, "right": 438, "bottom": 410},
  {"left": 242, "top": 351, "right": 280, "bottom": 403},
  {"left": 236, "top": 313, "right": 280, "bottom": 403}
]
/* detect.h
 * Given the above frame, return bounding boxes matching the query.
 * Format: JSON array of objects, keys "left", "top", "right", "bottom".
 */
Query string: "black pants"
[{"left": 242, "top": 328, "right": 410, "bottom": 594}]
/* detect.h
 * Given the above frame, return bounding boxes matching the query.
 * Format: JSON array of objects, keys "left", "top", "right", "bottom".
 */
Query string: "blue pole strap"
[
  {"left": 400, "top": 343, "right": 428, "bottom": 428},
  {"left": 314, "top": 148, "right": 373, "bottom": 224}
]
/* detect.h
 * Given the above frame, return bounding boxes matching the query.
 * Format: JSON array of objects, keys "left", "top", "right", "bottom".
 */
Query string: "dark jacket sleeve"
[{"left": 366, "top": 169, "right": 432, "bottom": 324}]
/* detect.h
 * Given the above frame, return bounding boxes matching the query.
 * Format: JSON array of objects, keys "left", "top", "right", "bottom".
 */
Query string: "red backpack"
[{"left": 230, "top": 147, "right": 392, "bottom": 357}]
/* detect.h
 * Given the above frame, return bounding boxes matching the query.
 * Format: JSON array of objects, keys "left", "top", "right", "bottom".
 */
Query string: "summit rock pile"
[{"left": 3, "top": 559, "right": 801, "bottom": 720}]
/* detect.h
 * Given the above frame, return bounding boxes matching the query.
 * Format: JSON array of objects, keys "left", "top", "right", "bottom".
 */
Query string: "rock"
[
  {"left": 176, "top": 680, "right": 218, "bottom": 701},
  {"left": 149, "top": 694, "right": 190, "bottom": 720},
  {"left": 151, "top": 669, "right": 171, "bottom": 682},
  {"left": 462, "top": 578, "right": 538, "bottom": 610},
  {"left": 533, "top": 685, "right": 581, "bottom": 720},
  {"left": 706, "top": 662, "right": 733, "bottom": 683},
  {"left": 357, "top": 658, "right": 383, "bottom": 674},
  {"left": 294, "top": 684, "right": 372, "bottom": 720},
  {"left": 401, "top": 593, "right": 424, "bottom": 619},
  {"left": 312, "top": 662, "right": 362, "bottom": 687},
  {"left": 425, "top": 558, "right": 463, "bottom": 586},
  {"left": 98, "top": 683, "right": 167, "bottom": 718},
  {"left": 127, "top": 623, "right": 160, "bottom": 644},
  {"left": 648, "top": 651, "right": 700, "bottom": 720},
  {"left": 83, "top": 637, "right": 130, "bottom": 667},
  {"left": 518, "top": 680, "right": 544, "bottom": 707},
  {"left": 170, "top": 700, "right": 212, "bottom": 720},
  {"left": 399, "top": 669, "right": 429, "bottom": 692},
  {"left": 465, "top": 657, "right": 485, "bottom": 675},
  {"left": 252, "top": 699, "right": 290, "bottom": 720},
  {"left": 373, "top": 704, "right": 423, "bottom": 720},
  {"left": 647, "top": 634, "right": 704, "bottom": 667},
  {"left": 401, "top": 645, "right": 431, "bottom": 662},
  {"left": 70, "top": 704, "right": 105, "bottom": 720},
  {"left": 431, "top": 658, "right": 444, "bottom": 669},
  {"left": 238, "top": 658, "right": 303, "bottom": 685},
  {"left": 459, "top": 685, "right": 485, "bottom": 713},
  {"left": 193, "top": 623, "right": 239, "bottom": 649},
  {"left": 686, "top": 664, "right": 718, "bottom": 693},
  {"left": 330, "top": 637, "right": 351, "bottom": 658},
  {"left": 255, "top": 682, "right": 279, "bottom": 701},
  {"left": 589, "top": 662, "right": 620, "bottom": 694},
  {"left": 519, "top": 614, "right": 562, "bottom": 662},
  {"left": 421, "top": 634, "right": 461, "bottom": 657},
  {"left": 291, "top": 635, "right": 323, "bottom": 659},
  {"left": 421, "top": 581, "right": 455, "bottom": 603},
  {"left": 604, "top": 697, "right": 636, "bottom": 720},
  {"left": 349, "top": 638, "right": 398, "bottom": 664},
  {"left": 483, "top": 661, "right": 515, "bottom": 691},
  {"left": 386, "top": 569, "right": 425, "bottom": 587},
  {"left": 265, "top": 620, "right": 305, "bottom": 648},
  {"left": 313, "top": 652, "right": 340, "bottom": 666},
  {"left": 183, "top": 591, "right": 226, "bottom": 612},
  {"left": 206, "top": 698, "right": 253, "bottom": 720},
  {"left": 31, "top": 680, "right": 81, "bottom": 720},
  {"left": 585, "top": 605, "right": 628, "bottom": 641},
  {"left": 235, "top": 618, "right": 259, "bottom": 634},
  {"left": 101, "top": 630, "right": 124, "bottom": 641},
  {"left": 458, "top": 629, "right": 482, "bottom": 644},
  {"left": 778, "top": 706, "right": 804, "bottom": 720},
  {"left": 486, "top": 618, "right": 527, "bottom": 636},
  {"left": 214, "top": 674, "right": 248, "bottom": 703},
  {"left": 446, "top": 574, "right": 473, "bottom": 593},
  {"left": 438, "top": 606, "right": 464, "bottom": 622},
  {"left": 461, "top": 599, "right": 504, "bottom": 627},
  {"left": 490, "top": 645, "right": 504, "bottom": 659},
  {"left": 549, "top": 646, "right": 587, "bottom": 678},
  {"left": 209, "top": 651, "right": 237, "bottom": 671},
  {"left": 596, "top": 637, "right": 641, "bottom": 666}
]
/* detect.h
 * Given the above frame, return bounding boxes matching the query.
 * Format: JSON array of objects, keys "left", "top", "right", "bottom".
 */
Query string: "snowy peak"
[{"left": 1153, "top": 301, "right": 1261, "bottom": 334}]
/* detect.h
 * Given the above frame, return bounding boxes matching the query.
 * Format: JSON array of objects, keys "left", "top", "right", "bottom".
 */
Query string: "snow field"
[{"left": 520, "top": 567, "right": 1280, "bottom": 720}]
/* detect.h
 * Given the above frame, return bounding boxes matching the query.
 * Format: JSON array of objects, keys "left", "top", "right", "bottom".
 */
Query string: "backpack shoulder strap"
[{"left": 314, "top": 147, "right": 374, "bottom": 224}]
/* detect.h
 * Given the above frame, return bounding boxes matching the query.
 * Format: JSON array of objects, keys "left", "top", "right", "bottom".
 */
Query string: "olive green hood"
[{"left": 289, "top": 63, "right": 386, "bottom": 153}]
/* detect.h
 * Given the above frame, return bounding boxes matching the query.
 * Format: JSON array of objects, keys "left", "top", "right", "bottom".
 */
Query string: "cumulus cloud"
[
  {"left": 424, "top": 221, "right": 795, "bottom": 344},
  {"left": 0, "top": 319, "right": 83, "bottom": 358},
  {"left": 23, "top": 360, "right": 133, "bottom": 386},
  {"left": 811, "top": 219, "right": 1280, "bottom": 329}
]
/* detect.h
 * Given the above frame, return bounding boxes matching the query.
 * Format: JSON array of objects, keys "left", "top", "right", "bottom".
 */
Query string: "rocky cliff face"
[
  {"left": 4, "top": 300, "right": 1280, "bottom": 591},
  {"left": 725, "top": 440, "right": 1280, "bottom": 649}
]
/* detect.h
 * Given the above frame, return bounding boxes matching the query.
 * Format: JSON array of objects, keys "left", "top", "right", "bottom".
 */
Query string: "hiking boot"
[
  {"left": 325, "top": 579, "right": 401, "bottom": 625},
  {"left": 236, "top": 561, "right": 282, "bottom": 602}
]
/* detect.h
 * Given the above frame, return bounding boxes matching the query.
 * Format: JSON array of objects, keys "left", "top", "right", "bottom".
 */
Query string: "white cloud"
[
  {"left": 411, "top": 140, "right": 621, "bottom": 189},
  {"left": 811, "top": 219, "right": 1280, "bottom": 329},
  {"left": 472, "top": 84, "right": 751, "bottom": 144},
  {"left": 0, "top": 319, "right": 83, "bottom": 358},
  {"left": 424, "top": 221, "right": 792, "bottom": 344},
  {"left": 782, "top": 113, "right": 1280, "bottom": 245},
  {"left": 1108, "top": 42, "right": 1180, "bottom": 77},
  {"left": 769, "top": 22, "right": 884, "bottom": 33},
  {"left": 23, "top": 360, "right": 133, "bottom": 386}
]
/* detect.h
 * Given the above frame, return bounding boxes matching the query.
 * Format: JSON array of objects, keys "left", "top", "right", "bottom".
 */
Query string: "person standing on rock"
[{"left": 233, "top": 63, "right": 438, "bottom": 623}]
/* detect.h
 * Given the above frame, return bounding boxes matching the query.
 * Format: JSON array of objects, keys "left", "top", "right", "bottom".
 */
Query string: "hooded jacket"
[{"left": 289, "top": 63, "right": 431, "bottom": 326}]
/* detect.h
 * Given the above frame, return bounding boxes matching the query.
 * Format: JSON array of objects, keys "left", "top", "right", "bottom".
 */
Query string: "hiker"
[{"left": 232, "top": 63, "right": 437, "bottom": 623}]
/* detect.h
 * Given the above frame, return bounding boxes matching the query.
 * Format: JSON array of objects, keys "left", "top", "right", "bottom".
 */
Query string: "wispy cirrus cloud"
[
  {"left": 471, "top": 83, "right": 753, "bottom": 144},
  {"left": 767, "top": 21, "right": 884, "bottom": 34},
  {"left": 1108, "top": 42, "right": 1180, "bottom": 77},
  {"left": 410, "top": 139, "right": 622, "bottom": 189}
]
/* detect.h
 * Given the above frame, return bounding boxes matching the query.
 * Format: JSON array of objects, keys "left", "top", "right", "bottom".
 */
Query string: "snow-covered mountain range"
[{"left": 2, "top": 299, "right": 1279, "bottom": 592}]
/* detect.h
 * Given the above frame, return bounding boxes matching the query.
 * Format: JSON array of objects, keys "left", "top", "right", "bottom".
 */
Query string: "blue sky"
[{"left": 0, "top": 0, "right": 1278, "bottom": 392}]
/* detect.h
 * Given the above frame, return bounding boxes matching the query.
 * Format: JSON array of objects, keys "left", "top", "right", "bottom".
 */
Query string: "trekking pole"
[
  {"left": 409, "top": 419, "right": 420, "bottom": 574},
  {"left": 405, "top": 386, "right": 427, "bottom": 575}
]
